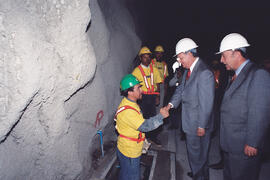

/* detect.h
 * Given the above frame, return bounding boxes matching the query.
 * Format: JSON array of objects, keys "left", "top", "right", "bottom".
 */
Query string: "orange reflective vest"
[
  {"left": 162, "top": 61, "right": 167, "bottom": 82},
  {"left": 152, "top": 59, "right": 167, "bottom": 83},
  {"left": 114, "top": 105, "right": 145, "bottom": 143},
  {"left": 138, "top": 64, "right": 159, "bottom": 95}
]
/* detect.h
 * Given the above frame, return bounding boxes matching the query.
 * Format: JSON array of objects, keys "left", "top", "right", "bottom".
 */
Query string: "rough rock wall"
[
  {"left": 70, "top": 0, "right": 141, "bottom": 178},
  {"left": 0, "top": 0, "right": 140, "bottom": 179},
  {"left": 90, "top": 0, "right": 141, "bottom": 118}
]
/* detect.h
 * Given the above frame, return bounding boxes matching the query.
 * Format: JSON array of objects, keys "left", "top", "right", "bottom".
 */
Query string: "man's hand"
[
  {"left": 160, "top": 107, "right": 169, "bottom": 118},
  {"left": 197, "top": 127, "right": 205, "bottom": 136},
  {"left": 244, "top": 145, "right": 258, "bottom": 156},
  {"left": 165, "top": 104, "right": 172, "bottom": 110}
]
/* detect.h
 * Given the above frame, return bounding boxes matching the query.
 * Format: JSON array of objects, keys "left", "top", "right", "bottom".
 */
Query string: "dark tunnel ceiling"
[{"left": 128, "top": 0, "right": 270, "bottom": 62}]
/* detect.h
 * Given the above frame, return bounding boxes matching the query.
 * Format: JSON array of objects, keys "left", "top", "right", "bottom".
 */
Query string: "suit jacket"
[
  {"left": 170, "top": 58, "right": 215, "bottom": 135},
  {"left": 220, "top": 61, "right": 270, "bottom": 153}
]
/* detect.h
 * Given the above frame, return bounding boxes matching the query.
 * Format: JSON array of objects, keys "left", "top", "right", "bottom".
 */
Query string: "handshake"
[{"left": 159, "top": 104, "right": 171, "bottom": 118}]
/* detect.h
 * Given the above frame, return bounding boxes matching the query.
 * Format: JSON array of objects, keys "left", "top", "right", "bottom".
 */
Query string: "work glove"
[{"left": 172, "top": 61, "right": 181, "bottom": 73}]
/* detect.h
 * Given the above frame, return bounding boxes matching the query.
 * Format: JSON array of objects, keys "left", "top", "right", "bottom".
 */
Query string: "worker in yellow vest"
[
  {"left": 152, "top": 45, "right": 169, "bottom": 110},
  {"left": 115, "top": 74, "right": 169, "bottom": 180},
  {"left": 152, "top": 45, "right": 169, "bottom": 83},
  {"left": 132, "top": 46, "right": 163, "bottom": 146}
]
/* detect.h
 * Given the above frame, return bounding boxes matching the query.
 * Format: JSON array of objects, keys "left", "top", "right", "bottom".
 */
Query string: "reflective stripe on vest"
[
  {"left": 152, "top": 60, "right": 167, "bottom": 83},
  {"left": 114, "top": 105, "right": 145, "bottom": 143},
  {"left": 151, "top": 59, "right": 155, "bottom": 66},
  {"left": 162, "top": 61, "right": 167, "bottom": 82},
  {"left": 138, "top": 64, "right": 159, "bottom": 95}
]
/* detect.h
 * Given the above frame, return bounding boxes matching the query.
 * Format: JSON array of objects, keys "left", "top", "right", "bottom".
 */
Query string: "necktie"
[
  {"left": 186, "top": 69, "right": 191, "bottom": 80},
  {"left": 227, "top": 73, "right": 236, "bottom": 89},
  {"left": 231, "top": 74, "right": 237, "bottom": 82}
]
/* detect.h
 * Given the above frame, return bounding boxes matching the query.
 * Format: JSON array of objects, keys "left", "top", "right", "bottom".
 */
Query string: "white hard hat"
[
  {"left": 216, "top": 33, "right": 250, "bottom": 54},
  {"left": 175, "top": 38, "right": 198, "bottom": 56}
]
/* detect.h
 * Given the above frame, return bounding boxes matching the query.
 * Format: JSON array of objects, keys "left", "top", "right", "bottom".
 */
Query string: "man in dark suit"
[
  {"left": 166, "top": 38, "right": 215, "bottom": 180},
  {"left": 217, "top": 33, "right": 270, "bottom": 180}
]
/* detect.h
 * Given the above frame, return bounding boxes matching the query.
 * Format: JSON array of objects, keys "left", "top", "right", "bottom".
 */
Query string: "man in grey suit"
[
  {"left": 166, "top": 38, "right": 215, "bottom": 180},
  {"left": 217, "top": 33, "right": 270, "bottom": 180}
]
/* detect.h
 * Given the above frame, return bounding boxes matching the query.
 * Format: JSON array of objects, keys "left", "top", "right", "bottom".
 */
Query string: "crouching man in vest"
[{"left": 115, "top": 74, "right": 169, "bottom": 180}]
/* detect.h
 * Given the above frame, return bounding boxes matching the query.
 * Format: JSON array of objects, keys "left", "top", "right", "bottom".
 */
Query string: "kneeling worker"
[{"left": 115, "top": 74, "right": 169, "bottom": 180}]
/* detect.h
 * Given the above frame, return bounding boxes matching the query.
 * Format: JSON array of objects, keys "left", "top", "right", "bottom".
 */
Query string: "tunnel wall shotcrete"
[{"left": 0, "top": 0, "right": 141, "bottom": 179}]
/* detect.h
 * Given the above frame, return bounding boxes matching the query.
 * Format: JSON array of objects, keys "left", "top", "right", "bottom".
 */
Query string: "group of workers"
[
  {"left": 114, "top": 33, "right": 270, "bottom": 180},
  {"left": 131, "top": 45, "right": 169, "bottom": 146}
]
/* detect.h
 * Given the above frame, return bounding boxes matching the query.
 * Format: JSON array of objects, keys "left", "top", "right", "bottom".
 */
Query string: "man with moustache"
[
  {"left": 115, "top": 74, "right": 169, "bottom": 180},
  {"left": 217, "top": 33, "right": 270, "bottom": 180}
]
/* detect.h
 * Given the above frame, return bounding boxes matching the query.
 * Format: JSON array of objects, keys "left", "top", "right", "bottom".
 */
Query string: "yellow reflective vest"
[{"left": 116, "top": 97, "right": 145, "bottom": 158}]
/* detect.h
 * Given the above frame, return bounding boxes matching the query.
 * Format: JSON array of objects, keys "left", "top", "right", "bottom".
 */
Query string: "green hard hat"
[{"left": 120, "top": 74, "right": 141, "bottom": 91}]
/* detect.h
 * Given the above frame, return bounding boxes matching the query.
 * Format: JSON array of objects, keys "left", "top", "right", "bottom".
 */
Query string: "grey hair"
[
  {"left": 233, "top": 47, "right": 248, "bottom": 58},
  {"left": 185, "top": 48, "right": 198, "bottom": 57},
  {"left": 234, "top": 47, "right": 246, "bottom": 53}
]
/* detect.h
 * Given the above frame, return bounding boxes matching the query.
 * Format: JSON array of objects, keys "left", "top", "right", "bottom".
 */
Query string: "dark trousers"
[
  {"left": 138, "top": 94, "right": 160, "bottom": 140},
  {"left": 117, "top": 148, "right": 141, "bottom": 180},
  {"left": 169, "top": 105, "right": 184, "bottom": 133},
  {"left": 223, "top": 151, "right": 262, "bottom": 180},
  {"left": 138, "top": 94, "right": 156, "bottom": 119},
  {"left": 211, "top": 108, "right": 224, "bottom": 163},
  {"left": 186, "top": 131, "right": 211, "bottom": 180},
  {"left": 262, "top": 130, "right": 270, "bottom": 162}
]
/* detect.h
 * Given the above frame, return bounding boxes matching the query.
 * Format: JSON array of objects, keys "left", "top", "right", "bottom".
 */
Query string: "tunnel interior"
[
  {"left": 129, "top": 0, "right": 270, "bottom": 63},
  {"left": 0, "top": 0, "right": 270, "bottom": 179}
]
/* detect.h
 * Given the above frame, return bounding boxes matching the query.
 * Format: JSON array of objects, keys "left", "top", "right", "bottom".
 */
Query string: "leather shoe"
[
  {"left": 187, "top": 172, "right": 193, "bottom": 178},
  {"left": 209, "top": 161, "right": 224, "bottom": 169}
]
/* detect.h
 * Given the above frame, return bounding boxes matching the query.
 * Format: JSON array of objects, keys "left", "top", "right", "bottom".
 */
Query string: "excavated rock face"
[{"left": 0, "top": 0, "right": 140, "bottom": 179}]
